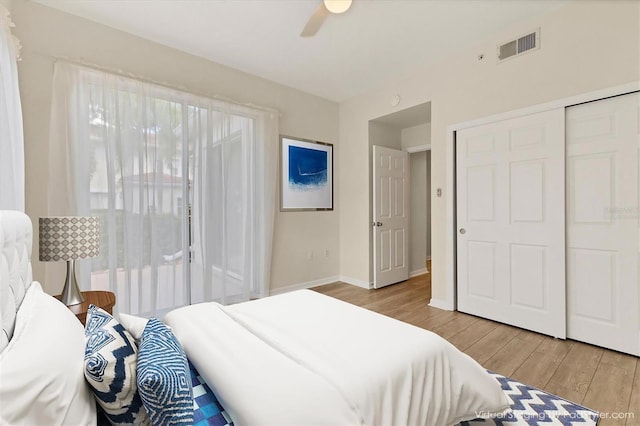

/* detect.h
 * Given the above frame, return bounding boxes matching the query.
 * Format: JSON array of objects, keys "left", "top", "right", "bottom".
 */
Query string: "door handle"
[
  {"left": 371, "top": 222, "right": 383, "bottom": 227},
  {"left": 459, "top": 228, "right": 466, "bottom": 235}
]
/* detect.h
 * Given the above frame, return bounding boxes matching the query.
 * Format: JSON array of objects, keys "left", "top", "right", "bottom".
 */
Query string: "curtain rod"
[{"left": 31, "top": 51, "right": 281, "bottom": 116}]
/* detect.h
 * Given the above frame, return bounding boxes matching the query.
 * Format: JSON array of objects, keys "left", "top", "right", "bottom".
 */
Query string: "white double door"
[{"left": 457, "top": 92, "right": 640, "bottom": 355}]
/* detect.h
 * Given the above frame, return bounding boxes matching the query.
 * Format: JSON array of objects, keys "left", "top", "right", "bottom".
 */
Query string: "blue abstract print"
[{"left": 288, "top": 145, "right": 328, "bottom": 190}]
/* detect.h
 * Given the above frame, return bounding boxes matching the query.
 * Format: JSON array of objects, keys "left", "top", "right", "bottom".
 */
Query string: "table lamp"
[{"left": 39, "top": 216, "right": 100, "bottom": 306}]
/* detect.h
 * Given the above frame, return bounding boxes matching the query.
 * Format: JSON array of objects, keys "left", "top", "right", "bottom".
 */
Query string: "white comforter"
[{"left": 164, "top": 290, "right": 509, "bottom": 426}]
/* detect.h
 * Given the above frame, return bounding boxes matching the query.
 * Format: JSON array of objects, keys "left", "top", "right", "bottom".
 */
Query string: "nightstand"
[{"left": 56, "top": 291, "right": 116, "bottom": 325}]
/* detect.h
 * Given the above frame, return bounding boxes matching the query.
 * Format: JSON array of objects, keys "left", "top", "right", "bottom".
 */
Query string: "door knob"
[{"left": 459, "top": 228, "right": 466, "bottom": 234}]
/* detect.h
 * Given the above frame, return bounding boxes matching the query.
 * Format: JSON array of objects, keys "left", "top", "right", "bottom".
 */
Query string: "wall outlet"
[
  {"left": 324, "top": 249, "right": 329, "bottom": 258},
  {"left": 307, "top": 251, "right": 313, "bottom": 261}
]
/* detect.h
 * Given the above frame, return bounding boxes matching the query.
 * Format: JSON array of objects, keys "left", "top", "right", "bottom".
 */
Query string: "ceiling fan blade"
[{"left": 300, "top": 3, "right": 329, "bottom": 37}]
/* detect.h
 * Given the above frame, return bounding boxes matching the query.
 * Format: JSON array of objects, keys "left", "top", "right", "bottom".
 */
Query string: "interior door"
[
  {"left": 566, "top": 92, "right": 640, "bottom": 356},
  {"left": 373, "top": 146, "right": 409, "bottom": 289},
  {"left": 456, "top": 109, "right": 566, "bottom": 338}
]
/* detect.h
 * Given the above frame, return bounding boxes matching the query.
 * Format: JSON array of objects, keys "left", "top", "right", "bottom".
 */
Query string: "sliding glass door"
[{"left": 51, "top": 62, "right": 277, "bottom": 317}]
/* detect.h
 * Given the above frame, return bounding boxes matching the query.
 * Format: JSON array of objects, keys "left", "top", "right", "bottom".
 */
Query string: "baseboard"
[
  {"left": 429, "top": 297, "right": 454, "bottom": 311},
  {"left": 409, "top": 268, "right": 427, "bottom": 278},
  {"left": 338, "top": 275, "right": 372, "bottom": 289},
  {"left": 269, "top": 275, "right": 340, "bottom": 296}
]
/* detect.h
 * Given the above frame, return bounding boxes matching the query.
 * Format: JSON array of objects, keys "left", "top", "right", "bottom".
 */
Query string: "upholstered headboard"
[{"left": 0, "top": 210, "right": 34, "bottom": 352}]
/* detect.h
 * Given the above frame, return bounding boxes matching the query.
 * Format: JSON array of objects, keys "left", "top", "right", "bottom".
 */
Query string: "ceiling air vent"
[{"left": 498, "top": 29, "right": 540, "bottom": 62}]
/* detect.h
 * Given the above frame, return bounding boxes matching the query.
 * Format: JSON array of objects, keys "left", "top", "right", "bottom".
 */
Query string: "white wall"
[
  {"left": 401, "top": 123, "right": 430, "bottom": 150},
  {"left": 368, "top": 121, "right": 402, "bottom": 150},
  {"left": 409, "top": 151, "right": 427, "bottom": 274},
  {"left": 403, "top": 123, "right": 431, "bottom": 275},
  {"left": 425, "top": 150, "right": 431, "bottom": 259},
  {"left": 339, "top": 1, "right": 640, "bottom": 302},
  {"left": 13, "top": 1, "right": 340, "bottom": 295}
]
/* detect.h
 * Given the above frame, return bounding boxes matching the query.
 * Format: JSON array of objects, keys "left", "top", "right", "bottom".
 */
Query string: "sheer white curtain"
[
  {"left": 189, "top": 102, "right": 278, "bottom": 304},
  {"left": 48, "top": 62, "right": 278, "bottom": 316},
  {"left": 0, "top": 5, "right": 24, "bottom": 211}
]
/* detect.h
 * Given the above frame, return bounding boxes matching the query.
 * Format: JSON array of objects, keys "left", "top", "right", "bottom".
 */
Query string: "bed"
[{"left": 0, "top": 210, "right": 509, "bottom": 426}]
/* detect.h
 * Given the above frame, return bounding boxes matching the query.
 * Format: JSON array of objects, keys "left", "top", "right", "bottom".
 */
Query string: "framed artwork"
[{"left": 280, "top": 135, "right": 333, "bottom": 211}]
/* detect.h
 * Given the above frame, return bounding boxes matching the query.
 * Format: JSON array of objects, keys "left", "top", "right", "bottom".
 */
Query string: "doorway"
[{"left": 369, "top": 101, "right": 432, "bottom": 287}]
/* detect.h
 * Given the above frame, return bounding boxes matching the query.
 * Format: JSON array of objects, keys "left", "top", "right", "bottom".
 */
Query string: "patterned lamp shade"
[{"left": 39, "top": 216, "right": 100, "bottom": 261}]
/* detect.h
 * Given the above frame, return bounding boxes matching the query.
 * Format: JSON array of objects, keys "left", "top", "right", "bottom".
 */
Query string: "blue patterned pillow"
[
  {"left": 84, "top": 305, "right": 150, "bottom": 425},
  {"left": 137, "top": 318, "right": 193, "bottom": 425}
]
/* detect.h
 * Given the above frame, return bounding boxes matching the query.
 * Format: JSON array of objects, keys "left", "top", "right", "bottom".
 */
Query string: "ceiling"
[{"left": 34, "top": 0, "right": 566, "bottom": 103}]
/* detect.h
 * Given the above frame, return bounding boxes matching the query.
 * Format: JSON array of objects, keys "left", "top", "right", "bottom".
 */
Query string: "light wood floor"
[{"left": 313, "top": 273, "right": 640, "bottom": 426}]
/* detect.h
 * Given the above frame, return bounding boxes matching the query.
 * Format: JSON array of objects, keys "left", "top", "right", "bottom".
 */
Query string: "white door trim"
[{"left": 442, "top": 81, "right": 640, "bottom": 311}]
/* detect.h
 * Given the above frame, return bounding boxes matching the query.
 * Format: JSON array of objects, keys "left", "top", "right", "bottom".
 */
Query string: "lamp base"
[{"left": 61, "top": 260, "right": 85, "bottom": 306}]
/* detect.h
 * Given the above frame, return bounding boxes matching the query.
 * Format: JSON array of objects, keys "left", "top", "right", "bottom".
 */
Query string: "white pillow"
[
  {"left": 0, "top": 282, "right": 97, "bottom": 425},
  {"left": 118, "top": 312, "right": 149, "bottom": 341}
]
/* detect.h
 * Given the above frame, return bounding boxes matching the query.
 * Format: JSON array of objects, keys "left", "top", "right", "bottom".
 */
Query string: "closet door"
[
  {"left": 456, "top": 109, "right": 566, "bottom": 338},
  {"left": 566, "top": 92, "right": 640, "bottom": 356}
]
